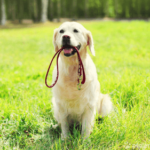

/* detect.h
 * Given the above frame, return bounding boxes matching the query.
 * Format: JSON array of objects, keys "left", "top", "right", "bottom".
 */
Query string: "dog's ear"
[
  {"left": 53, "top": 28, "right": 59, "bottom": 51},
  {"left": 86, "top": 31, "right": 95, "bottom": 56}
]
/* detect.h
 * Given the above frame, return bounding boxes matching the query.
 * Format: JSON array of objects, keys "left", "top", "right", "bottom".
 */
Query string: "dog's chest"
[
  {"left": 56, "top": 76, "right": 89, "bottom": 100},
  {"left": 54, "top": 78, "right": 90, "bottom": 115}
]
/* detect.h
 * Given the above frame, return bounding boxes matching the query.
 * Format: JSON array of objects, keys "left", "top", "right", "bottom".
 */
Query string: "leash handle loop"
[
  {"left": 45, "top": 48, "right": 62, "bottom": 88},
  {"left": 45, "top": 46, "right": 86, "bottom": 88}
]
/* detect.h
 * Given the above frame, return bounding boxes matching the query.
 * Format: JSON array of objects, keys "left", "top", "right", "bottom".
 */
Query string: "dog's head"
[{"left": 53, "top": 22, "right": 95, "bottom": 59}]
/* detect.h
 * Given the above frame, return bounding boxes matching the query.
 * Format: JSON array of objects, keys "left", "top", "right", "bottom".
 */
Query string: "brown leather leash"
[{"left": 45, "top": 46, "right": 86, "bottom": 90}]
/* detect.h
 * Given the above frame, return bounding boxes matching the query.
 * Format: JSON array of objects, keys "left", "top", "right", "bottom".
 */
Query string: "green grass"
[{"left": 0, "top": 21, "right": 150, "bottom": 149}]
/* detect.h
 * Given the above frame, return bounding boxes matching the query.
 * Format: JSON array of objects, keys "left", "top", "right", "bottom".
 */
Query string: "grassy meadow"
[{"left": 0, "top": 21, "right": 150, "bottom": 149}]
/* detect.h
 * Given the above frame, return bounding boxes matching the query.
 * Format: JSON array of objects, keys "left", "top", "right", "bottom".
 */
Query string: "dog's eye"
[
  {"left": 73, "top": 29, "right": 78, "bottom": 33},
  {"left": 60, "top": 29, "right": 65, "bottom": 33}
]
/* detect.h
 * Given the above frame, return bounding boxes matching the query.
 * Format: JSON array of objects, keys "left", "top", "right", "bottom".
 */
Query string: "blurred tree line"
[{"left": 1, "top": 0, "right": 150, "bottom": 25}]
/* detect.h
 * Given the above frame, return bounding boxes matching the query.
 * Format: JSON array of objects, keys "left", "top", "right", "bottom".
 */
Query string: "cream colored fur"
[{"left": 51, "top": 22, "right": 113, "bottom": 140}]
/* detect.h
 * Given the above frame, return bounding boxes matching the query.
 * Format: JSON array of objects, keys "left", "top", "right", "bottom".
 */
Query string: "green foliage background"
[
  {"left": 0, "top": 21, "right": 150, "bottom": 149},
  {"left": 1, "top": 0, "right": 150, "bottom": 22}
]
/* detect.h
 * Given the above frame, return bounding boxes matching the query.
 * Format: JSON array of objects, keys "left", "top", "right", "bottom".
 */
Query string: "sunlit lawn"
[{"left": 0, "top": 21, "right": 150, "bottom": 149}]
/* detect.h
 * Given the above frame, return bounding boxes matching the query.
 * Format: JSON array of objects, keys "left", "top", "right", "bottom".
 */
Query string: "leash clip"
[{"left": 77, "top": 76, "right": 82, "bottom": 90}]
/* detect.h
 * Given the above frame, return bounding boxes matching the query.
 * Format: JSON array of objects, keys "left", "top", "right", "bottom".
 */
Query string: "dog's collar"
[{"left": 45, "top": 46, "right": 86, "bottom": 90}]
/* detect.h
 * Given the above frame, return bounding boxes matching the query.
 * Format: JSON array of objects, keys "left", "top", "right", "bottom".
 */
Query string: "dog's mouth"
[{"left": 62, "top": 44, "right": 81, "bottom": 57}]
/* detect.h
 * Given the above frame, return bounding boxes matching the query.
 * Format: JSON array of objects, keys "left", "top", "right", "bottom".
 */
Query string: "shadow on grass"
[{"left": 25, "top": 123, "right": 85, "bottom": 150}]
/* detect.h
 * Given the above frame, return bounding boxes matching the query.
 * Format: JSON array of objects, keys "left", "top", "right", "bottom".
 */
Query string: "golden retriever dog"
[{"left": 51, "top": 22, "right": 113, "bottom": 140}]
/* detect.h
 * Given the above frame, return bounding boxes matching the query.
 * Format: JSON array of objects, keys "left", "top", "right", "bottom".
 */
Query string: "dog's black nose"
[{"left": 63, "top": 35, "right": 70, "bottom": 45}]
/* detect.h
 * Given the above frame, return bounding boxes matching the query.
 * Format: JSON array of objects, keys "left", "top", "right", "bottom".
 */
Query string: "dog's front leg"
[
  {"left": 53, "top": 98, "right": 69, "bottom": 140},
  {"left": 57, "top": 104, "right": 69, "bottom": 140},
  {"left": 81, "top": 105, "right": 95, "bottom": 139},
  {"left": 60, "top": 117, "right": 69, "bottom": 140}
]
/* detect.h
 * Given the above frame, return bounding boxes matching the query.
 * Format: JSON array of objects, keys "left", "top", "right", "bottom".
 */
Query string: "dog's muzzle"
[
  {"left": 62, "top": 35, "right": 81, "bottom": 57},
  {"left": 62, "top": 35, "right": 70, "bottom": 45},
  {"left": 63, "top": 45, "right": 81, "bottom": 57}
]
